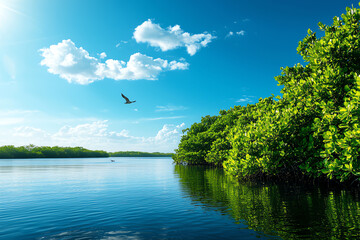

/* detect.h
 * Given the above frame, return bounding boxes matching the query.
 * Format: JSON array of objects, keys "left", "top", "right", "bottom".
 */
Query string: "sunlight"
[{"left": 0, "top": 0, "right": 24, "bottom": 32}]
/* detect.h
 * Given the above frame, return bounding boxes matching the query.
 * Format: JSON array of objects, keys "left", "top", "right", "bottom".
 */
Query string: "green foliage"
[
  {"left": 110, "top": 151, "right": 172, "bottom": 157},
  {"left": 173, "top": 108, "right": 242, "bottom": 166},
  {"left": 0, "top": 145, "right": 109, "bottom": 158},
  {"left": 173, "top": 4, "right": 360, "bottom": 183}
]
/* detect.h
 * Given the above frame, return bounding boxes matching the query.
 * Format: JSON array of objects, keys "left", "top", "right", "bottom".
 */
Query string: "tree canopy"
[{"left": 173, "top": 5, "right": 360, "bottom": 183}]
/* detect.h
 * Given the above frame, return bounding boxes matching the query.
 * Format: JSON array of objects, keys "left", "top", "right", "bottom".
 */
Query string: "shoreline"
[
  {"left": 0, "top": 155, "right": 173, "bottom": 159},
  {"left": 175, "top": 163, "right": 360, "bottom": 189}
]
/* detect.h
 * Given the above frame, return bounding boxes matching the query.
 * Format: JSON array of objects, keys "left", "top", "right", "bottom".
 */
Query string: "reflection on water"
[
  {"left": 1, "top": 158, "right": 359, "bottom": 239},
  {"left": 174, "top": 165, "right": 360, "bottom": 239},
  {"left": 39, "top": 228, "right": 142, "bottom": 240},
  {"left": 0, "top": 158, "right": 275, "bottom": 240}
]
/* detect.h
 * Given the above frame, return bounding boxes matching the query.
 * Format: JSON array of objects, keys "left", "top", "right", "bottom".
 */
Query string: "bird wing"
[{"left": 121, "top": 93, "right": 130, "bottom": 102}]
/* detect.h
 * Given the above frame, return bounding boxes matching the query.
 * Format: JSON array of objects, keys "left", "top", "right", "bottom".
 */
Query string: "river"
[{"left": 0, "top": 157, "right": 359, "bottom": 239}]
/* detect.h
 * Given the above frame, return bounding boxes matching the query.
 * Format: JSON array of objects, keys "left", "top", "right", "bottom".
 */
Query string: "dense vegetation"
[
  {"left": 0, "top": 145, "right": 109, "bottom": 158},
  {"left": 173, "top": 5, "right": 360, "bottom": 183},
  {"left": 110, "top": 151, "right": 172, "bottom": 157}
]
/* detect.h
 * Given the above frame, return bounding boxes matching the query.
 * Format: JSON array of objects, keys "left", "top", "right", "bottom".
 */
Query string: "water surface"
[
  {"left": 175, "top": 165, "right": 360, "bottom": 239},
  {"left": 0, "top": 158, "right": 359, "bottom": 239}
]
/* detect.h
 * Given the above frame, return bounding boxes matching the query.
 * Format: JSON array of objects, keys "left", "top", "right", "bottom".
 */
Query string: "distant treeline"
[
  {"left": 0, "top": 145, "right": 172, "bottom": 159},
  {"left": 110, "top": 151, "right": 173, "bottom": 157},
  {"left": 0, "top": 145, "right": 109, "bottom": 158}
]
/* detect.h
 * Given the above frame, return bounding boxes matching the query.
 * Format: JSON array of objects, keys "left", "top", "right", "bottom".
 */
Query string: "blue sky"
[{"left": 0, "top": 0, "right": 358, "bottom": 152}]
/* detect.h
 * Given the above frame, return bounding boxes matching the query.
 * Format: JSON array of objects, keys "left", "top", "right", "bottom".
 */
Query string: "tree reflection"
[{"left": 174, "top": 165, "right": 360, "bottom": 239}]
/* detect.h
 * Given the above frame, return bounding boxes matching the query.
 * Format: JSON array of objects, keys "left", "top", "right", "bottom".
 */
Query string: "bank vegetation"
[{"left": 173, "top": 5, "right": 360, "bottom": 184}]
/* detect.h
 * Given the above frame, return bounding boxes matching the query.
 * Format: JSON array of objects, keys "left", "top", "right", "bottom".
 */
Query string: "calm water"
[{"left": 0, "top": 158, "right": 359, "bottom": 239}]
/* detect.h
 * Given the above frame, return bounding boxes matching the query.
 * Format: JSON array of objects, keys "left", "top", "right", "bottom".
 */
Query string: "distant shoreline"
[
  {"left": 110, "top": 151, "right": 173, "bottom": 157},
  {"left": 0, "top": 145, "right": 172, "bottom": 159}
]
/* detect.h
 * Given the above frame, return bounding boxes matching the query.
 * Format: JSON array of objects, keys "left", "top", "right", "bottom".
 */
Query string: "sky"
[{"left": 0, "top": 0, "right": 358, "bottom": 152}]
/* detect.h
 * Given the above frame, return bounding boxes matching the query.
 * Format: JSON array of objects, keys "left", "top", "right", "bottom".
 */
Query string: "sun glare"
[{"left": 0, "top": 0, "right": 24, "bottom": 32}]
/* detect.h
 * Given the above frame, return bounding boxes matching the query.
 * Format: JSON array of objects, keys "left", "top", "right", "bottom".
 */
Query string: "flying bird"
[{"left": 121, "top": 93, "right": 136, "bottom": 104}]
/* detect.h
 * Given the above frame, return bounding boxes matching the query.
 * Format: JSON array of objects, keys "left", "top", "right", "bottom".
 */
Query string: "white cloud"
[
  {"left": 97, "top": 52, "right": 189, "bottom": 80},
  {"left": 1, "top": 120, "right": 186, "bottom": 152},
  {"left": 116, "top": 40, "right": 128, "bottom": 48},
  {"left": 40, "top": 39, "right": 101, "bottom": 84},
  {"left": 133, "top": 19, "right": 215, "bottom": 56},
  {"left": 112, "top": 129, "right": 130, "bottom": 138},
  {"left": 40, "top": 39, "right": 188, "bottom": 84},
  {"left": 54, "top": 121, "right": 109, "bottom": 138},
  {"left": 236, "top": 95, "right": 255, "bottom": 103},
  {"left": 99, "top": 52, "right": 107, "bottom": 59},
  {"left": 169, "top": 60, "right": 189, "bottom": 70},
  {"left": 226, "top": 31, "right": 234, "bottom": 38},
  {"left": 144, "top": 123, "right": 186, "bottom": 151},
  {"left": 155, "top": 105, "right": 187, "bottom": 112},
  {"left": 226, "top": 30, "right": 245, "bottom": 38},
  {"left": 13, "top": 126, "right": 49, "bottom": 138},
  {"left": 236, "top": 98, "right": 251, "bottom": 102},
  {"left": 236, "top": 30, "right": 245, "bottom": 36},
  {"left": 153, "top": 124, "right": 180, "bottom": 141}
]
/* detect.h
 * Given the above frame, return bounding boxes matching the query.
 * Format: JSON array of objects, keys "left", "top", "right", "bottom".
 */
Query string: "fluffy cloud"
[
  {"left": 40, "top": 39, "right": 188, "bottom": 84},
  {"left": 3, "top": 120, "right": 186, "bottom": 152},
  {"left": 152, "top": 123, "right": 184, "bottom": 143},
  {"left": 168, "top": 61, "right": 189, "bottom": 70},
  {"left": 54, "top": 121, "right": 109, "bottom": 138},
  {"left": 97, "top": 52, "right": 189, "bottom": 80},
  {"left": 40, "top": 39, "right": 102, "bottom": 84},
  {"left": 133, "top": 19, "right": 215, "bottom": 56}
]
